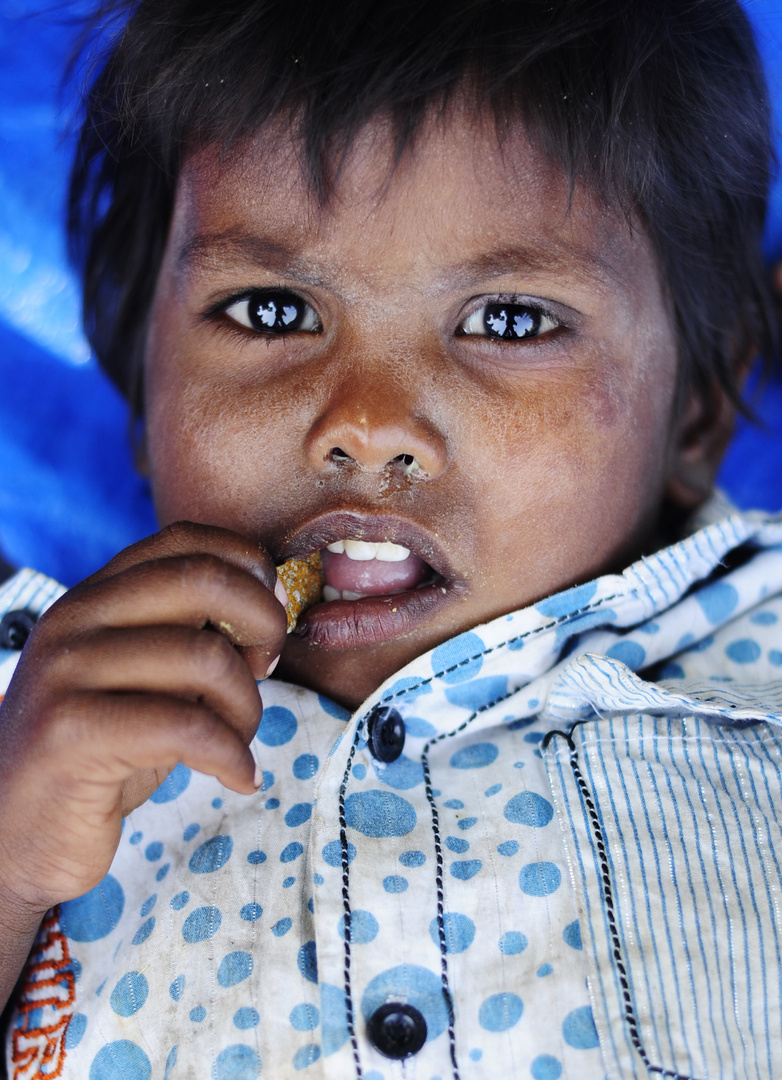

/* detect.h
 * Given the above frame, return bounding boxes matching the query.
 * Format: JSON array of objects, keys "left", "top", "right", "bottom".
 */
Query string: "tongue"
[{"left": 321, "top": 549, "right": 432, "bottom": 595}]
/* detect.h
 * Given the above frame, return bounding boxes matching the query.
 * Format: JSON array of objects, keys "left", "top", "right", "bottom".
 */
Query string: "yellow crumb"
[{"left": 276, "top": 552, "right": 324, "bottom": 632}]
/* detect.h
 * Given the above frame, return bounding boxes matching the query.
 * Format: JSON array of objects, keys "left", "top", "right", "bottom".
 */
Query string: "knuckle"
[{"left": 193, "top": 629, "right": 241, "bottom": 682}]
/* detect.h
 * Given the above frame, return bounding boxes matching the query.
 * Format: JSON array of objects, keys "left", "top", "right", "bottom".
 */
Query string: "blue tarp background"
[{"left": 1, "top": 0, "right": 781, "bottom": 587}]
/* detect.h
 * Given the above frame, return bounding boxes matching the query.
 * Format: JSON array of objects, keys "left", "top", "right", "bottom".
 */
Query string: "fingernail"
[
  {"left": 253, "top": 762, "right": 263, "bottom": 789},
  {"left": 265, "top": 655, "right": 280, "bottom": 679},
  {"left": 274, "top": 578, "right": 288, "bottom": 607}
]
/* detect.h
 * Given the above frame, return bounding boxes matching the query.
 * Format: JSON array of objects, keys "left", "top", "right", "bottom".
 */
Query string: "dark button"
[
  {"left": 0, "top": 610, "right": 36, "bottom": 650},
  {"left": 367, "top": 1002, "right": 427, "bottom": 1059},
  {"left": 366, "top": 705, "right": 405, "bottom": 763}
]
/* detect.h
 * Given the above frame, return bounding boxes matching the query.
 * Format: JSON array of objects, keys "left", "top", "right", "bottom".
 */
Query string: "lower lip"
[{"left": 290, "top": 578, "right": 450, "bottom": 649}]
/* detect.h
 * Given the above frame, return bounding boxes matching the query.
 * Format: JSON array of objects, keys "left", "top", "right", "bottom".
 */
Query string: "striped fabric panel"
[
  {"left": 0, "top": 568, "right": 66, "bottom": 693},
  {"left": 545, "top": 715, "right": 782, "bottom": 1080}
]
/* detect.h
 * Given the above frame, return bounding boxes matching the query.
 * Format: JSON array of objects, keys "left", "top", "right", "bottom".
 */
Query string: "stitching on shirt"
[
  {"left": 338, "top": 730, "right": 364, "bottom": 1079},
  {"left": 378, "top": 593, "right": 625, "bottom": 706},
  {"left": 556, "top": 731, "right": 702, "bottom": 1080}
]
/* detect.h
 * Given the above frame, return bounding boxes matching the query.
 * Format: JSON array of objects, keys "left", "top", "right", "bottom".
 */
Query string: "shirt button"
[
  {"left": 367, "top": 1002, "right": 427, "bottom": 1059},
  {"left": 366, "top": 705, "right": 405, "bottom": 763},
  {"left": 0, "top": 610, "right": 36, "bottom": 650}
]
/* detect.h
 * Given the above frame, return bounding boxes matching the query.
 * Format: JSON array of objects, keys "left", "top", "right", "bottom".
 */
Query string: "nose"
[{"left": 305, "top": 376, "right": 448, "bottom": 479}]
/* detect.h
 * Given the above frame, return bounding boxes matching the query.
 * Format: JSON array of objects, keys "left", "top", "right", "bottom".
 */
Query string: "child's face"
[{"left": 144, "top": 110, "right": 694, "bottom": 708}]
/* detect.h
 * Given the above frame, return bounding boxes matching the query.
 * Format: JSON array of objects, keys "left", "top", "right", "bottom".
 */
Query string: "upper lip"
[{"left": 275, "top": 510, "right": 456, "bottom": 583}]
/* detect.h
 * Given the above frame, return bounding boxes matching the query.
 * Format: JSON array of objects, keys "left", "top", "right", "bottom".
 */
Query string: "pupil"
[
  {"left": 483, "top": 304, "right": 541, "bottom": 339},
  {"left": 249, "top": 290, "right": 303, "bottom": 332}
]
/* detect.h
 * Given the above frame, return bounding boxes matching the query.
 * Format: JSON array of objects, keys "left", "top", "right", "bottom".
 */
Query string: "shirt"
[{"left": 5, "top": 495, "right": 782, "bottom": 1080}]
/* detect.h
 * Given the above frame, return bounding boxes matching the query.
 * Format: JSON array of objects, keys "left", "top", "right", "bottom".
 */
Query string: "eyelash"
[{"left": 211, "top": 289, "right": 560, "bottom": 343}]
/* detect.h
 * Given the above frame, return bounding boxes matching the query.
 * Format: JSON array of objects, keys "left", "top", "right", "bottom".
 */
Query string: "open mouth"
[{"left": 320, "top": 539, "right": 436, "bottom": 601}]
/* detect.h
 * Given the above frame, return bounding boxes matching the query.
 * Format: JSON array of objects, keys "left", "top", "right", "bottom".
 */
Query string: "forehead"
[{"left": 172, "top": 110, "right": 663, "bottom": 310}]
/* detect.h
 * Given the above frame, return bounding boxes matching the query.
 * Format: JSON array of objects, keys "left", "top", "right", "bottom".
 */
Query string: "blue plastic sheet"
[{"left": 0, "top": 0, "right": 780, "bottom": 586}]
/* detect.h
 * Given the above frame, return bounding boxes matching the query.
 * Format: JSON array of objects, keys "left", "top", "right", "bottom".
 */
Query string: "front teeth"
[
  {"left": 326, "top": 539, "right": 410, "bottom": 562},
  {"left": 322, "top": 585, "right": 368, "bottom": 602}
]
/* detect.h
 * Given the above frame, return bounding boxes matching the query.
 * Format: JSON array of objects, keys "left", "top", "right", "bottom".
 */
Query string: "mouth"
[{"left": 278, "top": 513, "right": 459, "bottom": 649}]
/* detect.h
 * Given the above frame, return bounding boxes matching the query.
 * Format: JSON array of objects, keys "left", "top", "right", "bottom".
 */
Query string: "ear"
[{"left": 664, "top": 380, "right": 737, "bottom": 511}]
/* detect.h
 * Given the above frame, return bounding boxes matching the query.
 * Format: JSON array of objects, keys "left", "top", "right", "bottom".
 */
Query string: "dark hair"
[{"left": 69, "top": 0, "right": 776, "bottom": 417}]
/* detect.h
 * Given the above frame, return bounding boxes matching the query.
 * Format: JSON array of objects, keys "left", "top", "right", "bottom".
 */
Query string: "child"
[{"left": 1, "top": 0, "right": 781, "bottom": 1076}]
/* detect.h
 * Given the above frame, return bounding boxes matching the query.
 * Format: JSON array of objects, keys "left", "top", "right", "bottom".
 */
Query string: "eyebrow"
[{"left": 177, "top": 230, "right": 326, "bottom": 287}]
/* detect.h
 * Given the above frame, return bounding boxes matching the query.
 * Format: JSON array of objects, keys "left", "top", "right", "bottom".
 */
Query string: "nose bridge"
[{"left": 305, "top": 359, "right": 449, "bottom": 477}]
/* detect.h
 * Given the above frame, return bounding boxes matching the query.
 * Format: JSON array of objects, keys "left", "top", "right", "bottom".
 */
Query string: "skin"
[{"left": 0, "top": 108, "right": 734, "bottom": 1005}]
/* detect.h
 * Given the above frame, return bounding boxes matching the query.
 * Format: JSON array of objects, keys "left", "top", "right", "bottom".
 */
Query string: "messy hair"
[{"left": 69, "top": 0, "right": 776, "bottom": 416}]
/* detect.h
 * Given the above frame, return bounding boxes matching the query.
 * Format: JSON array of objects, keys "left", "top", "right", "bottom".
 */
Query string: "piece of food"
[{"left": 276, "top": 552, "right": 324, "bottom": 631}]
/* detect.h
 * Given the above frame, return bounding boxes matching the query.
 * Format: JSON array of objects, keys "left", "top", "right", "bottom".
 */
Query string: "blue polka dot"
[
  {"left": 536, "top": 581, "right": 597, "bottom": 618},
  {"left": 140, "top": 895, "right": 156, "bottom": 917},
  {"left": 457, "top": 817, "right": 478, "bottom": 831},
  {"left": 292, "top": 753, "right": 319, "bottom": 779},
  {"left": 450, "top": 860, "right": 482, "bottom": 880},
  {"left": 562, "top": 1005, "right": 599, "bottom": 1048},
  {"left": 129, "top": 831, "right": 142, "bottom": 845},
  {"left": 89, "top": 1040, "right": 151, "bottom": 1080},
  {"left": 446, "top": 836, "right": 469, "bottom": 854},
  {"left": 353, "top": 763, "right": 367, "bottom": 780},
  {"left": 281, "top": 841, "right": 304, "bottom": 862},
  {"left": 156, "top": 863, "right": 170, "bottom": 882},
  {"left": 339, "top": 909, "right": 379, "bottom": 944},
  {"left": 65, "top": 1012, "right": 87, "bottom": 1049},
  {"left": 183, "top": 824, "right": 200, "bottom": 842},
  {"left": 189, "top": 835, "right": 234, "bottom": 874},
  {"left": 149, "top": 763, "right": 192, "bottom": 803},
  {"left": 61, "top": 876, "right": 125, "bottom": 942},
  {"left": 283, "top": 876, "right": 296, "bottom": 888},
  {"left": 212, "top": 797, "right": 223, "bottom": 809},
  {"left": 298, "top": 941, "right": 318, "bottom": 983},
  {"left": 563, "top": 920, "right": 582, "bottom": 950},
  {"left": 163, "top": 1047, "right": 177, "bottom": 1080},
  {"left": 498, "top": 840, "right": 519, "bottom": 856},
  {"left": 404, "top": 715, "right": 438, "bottom": 737},
  {"left": 247, "top": 850, "right": 267, "bottom": 864},
  {"left": 110, "top": 972, "right": 149, "bottom": 1017},
  {"left": 751, "top": 610, "right": 778, "bottom": 625},
  {"left": 272, "top": 918, "right": 292, "bottom": 937},
  {"left": 658, "top": 662, "right": 685, "bottom": 679},
  {"left": 322, "top": 840, "right": 357, "bottom": 866},
  {"left": 770, "top": 650, "right": 782, "bottom": 666},
  {"left": 132, "top": 918, "right": 155, "bottom": 946},
  {"left": 293, "top": 1045, "right": 321, "bottom": 1071},
  {"left": 190, "top": 1006, "right": 206, "bottom": 1022},
  {"left": 212, "top": 1044, "right": 260, "bottom": 1080},
  {"left": 445, "top": 676, "right": 508, "bottom": 711},
  {"left": 169, "top": 976, "right": 185, "bottom": 1002},
  {"left": 524, "top": 731, "right": 545, "bottom": 743},
  {"left": 313, "top": 873, "right": 324, "bottom": 885},
  {"left": 537, "top": 963, "right": 553, "bottom": 976},
  {"left": 444, "top": 798, "right": 464, "bottom": 809},
  {"left": 145, "top": 842, "right": 163, "bottom": 862},
  {"left": 240, "top": 903, "right": 263, "bottom": 922},
  {"left": 432, "top": 632, "right": 485, "bottom": 682},
  {"left": 450, "top": 743, "right": 499, "bottom": 769},
  {"left": 478, "top": 992, "right": 523, "bottom": 1032},
  {"left": 519, "top": 862, "right": 561, "bottom": 896},
  {"left": 234, "top": 1007, "right": 260, "bottom": 1030},
  {"left": 485, "top": 783, "right": 502, "bottom": 796},
  {"left": 383, "top": 875, "right": 408, "bottom": 893},
  {"left": 399, "top": 849, "right": 426, "bottom": 867},
  {"left": 318, "top": 694, "right": 350, "bottom": 720},
  {"left": 499, "top": 931, "right": 527, "bottom": 955},
  {"left": 320, "top": 982, "right": 350, "bottom": 1055},
  {"left": 504, "top": 791, "right": 554, "bottom": 827},
  {"left": 290, "top": 1003, "right": 320, "bottom": 1030},
  {"left": 606, "top": 640, "right": 646, "bottom": 669},
  {"left": 429, "top": 913, "right": 475, "bottom": 953},
  {"left": 218, "top": 951, "right": 253, "bottom": 987},
  {"left": 726, "top": 638, "right": 761, "bottom": 664},
  {"left": 696, "top": 581, "right": 739, "bottom": 624},
  {"left": 258, "top": 770, "right": 274, "bottom": 792},
  {"left": 258, "top": 705, "right": 298, "bottom": 746},
  {"left": 182, "top": 906, "right": 222, "bottom": 943},
  {"left": 344, "top": 790, "right": 417, "bottom": 837},
  {"left": 362, "top": 965, "right": 448, "bottom": 1040},
  {"left": 372, "top": 754, "right": 425, "bottom": 790},
  {"left": 531, "top": 1054, "right": 562, "bottom": 1079},
  {"left": 285, "top": 802, "right": 313, "bottom": 827}
]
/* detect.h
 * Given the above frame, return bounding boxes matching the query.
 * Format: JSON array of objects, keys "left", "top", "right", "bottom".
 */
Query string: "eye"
[
  {"left": 224, "top": 289, "right": 320, "bottom": 333},
  {"left": 460, "top": 301, "right": 558, "bottom": 340}
]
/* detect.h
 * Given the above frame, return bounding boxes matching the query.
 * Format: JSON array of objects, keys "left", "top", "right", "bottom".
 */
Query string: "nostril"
[
  {"left": 329, "top": 447, "right": 353, "bottom": 464},
  {"left": 394, "top": 453, "right": 416, "bottom": 467}
]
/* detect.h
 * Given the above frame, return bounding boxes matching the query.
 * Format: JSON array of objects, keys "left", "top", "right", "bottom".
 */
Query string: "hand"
[{"left": 0, "top": 521, "right": 287, "bottom": 917}]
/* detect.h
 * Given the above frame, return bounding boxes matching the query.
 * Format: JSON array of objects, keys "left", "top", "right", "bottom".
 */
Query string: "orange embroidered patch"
[{"left": 11, "top": 908, "right": 76, "bottom": 1080}]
